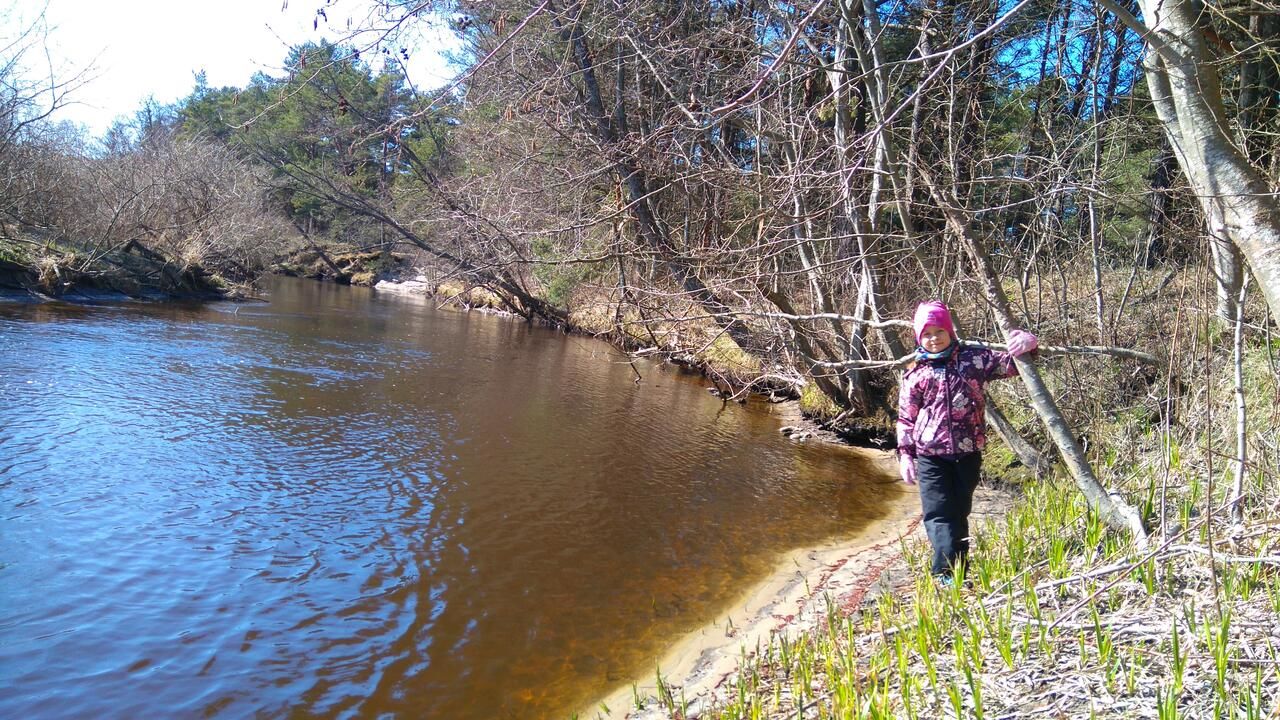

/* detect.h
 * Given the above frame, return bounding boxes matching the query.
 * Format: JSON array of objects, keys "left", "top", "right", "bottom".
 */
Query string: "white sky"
[{"left": 5, "top": 0, "right": 461, "bottom": 136}]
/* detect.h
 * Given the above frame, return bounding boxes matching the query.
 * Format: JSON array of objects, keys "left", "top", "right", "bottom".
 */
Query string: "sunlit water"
[{"left": 0, "top": 277, "right": 896, "bottom": 718}]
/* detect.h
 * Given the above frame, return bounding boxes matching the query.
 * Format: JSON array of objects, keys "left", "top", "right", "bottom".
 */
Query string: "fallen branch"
[
  {"left": 1168, "top": 544, "right": 1280, "bottom": 565},
  {"left": 965, "top": 340, "right": 1160, "bottom": 365},
  {"left": 808, "top": 341, "right": 1157, "bottom": 369},
  {"left": 756, "top": 312, "right": 912, "bottom": 330}
]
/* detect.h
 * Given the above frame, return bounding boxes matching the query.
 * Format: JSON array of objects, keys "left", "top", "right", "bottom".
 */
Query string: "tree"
[
  {"left": 1111, "top": 0, "right": 1280, "bottom": 321},
  {"left": 178, "top": 41, "right": 451, "bottom": 254}
]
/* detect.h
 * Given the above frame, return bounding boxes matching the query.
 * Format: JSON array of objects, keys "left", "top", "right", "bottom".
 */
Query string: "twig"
[
  {"left": 964, "top": 340, "right": 1160, "bottom": 365},
  {"left": 812, "top": 340, "right": 1158, "bottom": 370},
  {"left": 1045, "top": 495, "right": 1243, "bottom": 632},
  {"left": 1168, "top": 544, "right": 1280, "bottom": 565}
]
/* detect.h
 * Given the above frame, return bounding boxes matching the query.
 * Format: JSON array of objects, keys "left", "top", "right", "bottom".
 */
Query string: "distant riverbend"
[{"left": 0, "top": 276, "right": 900, "bottom": 719}]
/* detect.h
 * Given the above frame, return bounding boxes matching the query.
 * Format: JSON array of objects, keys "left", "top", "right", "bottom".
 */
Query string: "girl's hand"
[
  {"left": 899, "top": 455, "right": 917, "bottom": 485},
  {"left": 1008, "top": 329, "right": 1038, "bottom": 356}
]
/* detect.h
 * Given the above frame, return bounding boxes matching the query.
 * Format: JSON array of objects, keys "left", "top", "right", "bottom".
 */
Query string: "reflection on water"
[{"left": 0, "top": 277, "right": 897, "bottom": 719}]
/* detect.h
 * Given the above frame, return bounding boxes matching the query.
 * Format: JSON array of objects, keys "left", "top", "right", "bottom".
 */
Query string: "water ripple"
[{"left": 0, "top": 279, "right": 894, "bottom": 719}]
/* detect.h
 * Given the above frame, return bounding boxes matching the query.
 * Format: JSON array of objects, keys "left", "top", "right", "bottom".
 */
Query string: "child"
[{"left": 896, "top": 301, "right": 1038, "bottom": 581}]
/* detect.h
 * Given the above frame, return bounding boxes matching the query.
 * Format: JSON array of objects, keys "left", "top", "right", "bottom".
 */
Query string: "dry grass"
[{"left": 620, "top": 472, "right": 1280, "bottom": 720}]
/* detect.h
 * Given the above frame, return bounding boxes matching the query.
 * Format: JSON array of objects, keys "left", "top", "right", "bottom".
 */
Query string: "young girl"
[{"left": 896, "top": 301, "right": 1038, "bottom": 581}]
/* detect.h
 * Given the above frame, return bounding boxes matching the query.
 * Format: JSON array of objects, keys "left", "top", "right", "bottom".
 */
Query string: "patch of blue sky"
[{"left": 1, "top": 0, "right": 461, "bottom": 138}]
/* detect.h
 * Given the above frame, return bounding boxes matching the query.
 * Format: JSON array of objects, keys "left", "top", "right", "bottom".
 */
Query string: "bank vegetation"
[{"left": 0, "top": 15, "right": 292, "bottom": 297}]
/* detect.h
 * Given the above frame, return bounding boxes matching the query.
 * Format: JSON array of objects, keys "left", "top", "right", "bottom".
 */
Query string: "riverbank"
[
  {"left": 0, "top": 285, "right": 231, "bottom": 304},
  {"left": 586, "top": 455, "right": 1020, "bottom": 720},
  {"left": 372, "top": 274, "right": 897, "bottom": 448},
  {"left": 0, "top": 247, "right": 242, "bottom": 302},
  {"left": 274, "top": 247, "right": 410, "bottom": 286},
  {"left": 599, "top": 409, "right": 1280, "bottom": 719},
  {"left": 578, "top": 337, "right": 1280, "bottom": 719}
]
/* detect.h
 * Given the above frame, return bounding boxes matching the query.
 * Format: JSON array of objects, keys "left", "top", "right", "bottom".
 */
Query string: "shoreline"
[
  {"left": 580, "top": 408, "right": 1020, "bottom": 720},
  {"left": 586, "top": 451, "right": 921, "bottom": 720},
  {"left": 0, "top": 286, "right": 232, "bottom": 304},
  {"left": 373, "top": 276, "right": 900, "bottom": 449},
  {"left": 382, "top": 275, "right": 926, "bottom": 720}
]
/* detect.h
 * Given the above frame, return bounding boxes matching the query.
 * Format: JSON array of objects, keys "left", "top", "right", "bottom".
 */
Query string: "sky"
[{"left": 5, "top": 0, "right": 462, "bottom": 136}]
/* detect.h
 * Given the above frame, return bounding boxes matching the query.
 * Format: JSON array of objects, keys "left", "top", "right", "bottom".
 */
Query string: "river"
[{"left": 0, "top": 277, "right": 897, "bottom": 719}]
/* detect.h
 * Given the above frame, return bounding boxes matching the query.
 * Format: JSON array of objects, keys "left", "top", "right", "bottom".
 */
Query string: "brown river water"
[{"left": 0, "top": 277, "right": 897, "bottom": 719}]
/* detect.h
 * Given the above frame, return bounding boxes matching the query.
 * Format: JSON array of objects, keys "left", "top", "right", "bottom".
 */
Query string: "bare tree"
[{"left": 1104, "top": 0, "right": 1280, "bottom": 320}]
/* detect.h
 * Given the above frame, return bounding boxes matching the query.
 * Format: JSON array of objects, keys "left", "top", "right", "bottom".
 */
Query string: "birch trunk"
[
  {"left": 1132, "top": 0, "right": 1280, "bottom": 320},
  {"left": 1230, "top": 277, "right": 1250, "bottom": 525}
]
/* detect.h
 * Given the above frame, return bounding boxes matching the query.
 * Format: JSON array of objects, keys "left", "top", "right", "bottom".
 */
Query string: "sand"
[
  {"left": 582, "top": 443, "right": 1020, "bottom": 719},
  {"left": 585, "top": 455, "right": 922, "bottom": 719}
]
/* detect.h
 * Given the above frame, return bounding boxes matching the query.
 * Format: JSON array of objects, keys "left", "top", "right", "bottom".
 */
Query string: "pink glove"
[
  {"left": 899, "top": 455, "right": 917, "bottom": 485},
  {"left": 1007, "top": 329, "right": 1038, "bottom": 356}
]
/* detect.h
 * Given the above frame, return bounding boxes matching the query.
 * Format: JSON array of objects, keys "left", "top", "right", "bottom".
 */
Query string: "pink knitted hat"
[{"left": 912, "top": 301, "right": 955, "bottom": 344}]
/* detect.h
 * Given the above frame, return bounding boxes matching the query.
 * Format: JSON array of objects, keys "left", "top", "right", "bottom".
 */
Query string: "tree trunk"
[
  {"left": 1133, "top": 0, "right": 1280, "bottom": 321},
  {"left": 763, "top": 285, "right": 850, "bottom": 406},
  {"left": 553, "top": 2, "right": 757, "bottom": 351},
  {"left": 1142, "top": 146, "right": 1176, "bottom": 269},
  {"left": 1236, "top": 13, "right": 1280, "bottom": 169},
  {"left": 919, "top": 165, "right": 1148, "bottom": 542},
  {"left": 1207, "top": 208, "right": 1245, "bottom": 321},
  {"left": 1230, "top": 277, "right": 1250, "bottom": 525}
]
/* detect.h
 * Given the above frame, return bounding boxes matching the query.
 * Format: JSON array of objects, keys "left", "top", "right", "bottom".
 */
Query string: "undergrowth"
[{"left": 626, "top": 470, "right": 1280, "bottom": 719}]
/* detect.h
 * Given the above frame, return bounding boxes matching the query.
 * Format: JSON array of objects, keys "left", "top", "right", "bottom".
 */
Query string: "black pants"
[{"left": 916, "top": 453, "right": 982, "bottom": 577}]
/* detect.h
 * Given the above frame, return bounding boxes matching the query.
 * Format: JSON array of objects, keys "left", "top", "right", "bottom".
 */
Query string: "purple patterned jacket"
[{"left": 896, "top": 344, "right": 1020, "bottom": 458}]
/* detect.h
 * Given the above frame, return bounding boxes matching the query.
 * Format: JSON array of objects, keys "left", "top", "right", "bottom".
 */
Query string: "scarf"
[{"left": 917, "top": 343, "right": 956, "bottom": 363}]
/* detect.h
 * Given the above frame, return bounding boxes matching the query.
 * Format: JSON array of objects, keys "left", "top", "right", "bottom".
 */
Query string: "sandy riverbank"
[
  {"left": 584, "top": 448, "right": 921, "bottom": 720},
  {"left": 584, "top": 442, "right": 1020, "bottom": 720}
]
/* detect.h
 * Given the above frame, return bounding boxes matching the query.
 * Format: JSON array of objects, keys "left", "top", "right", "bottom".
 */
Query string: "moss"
[
  {"left": 466, "top": 286, "right": 505, "bottom": 310},
  {"left": 568, "top": 300, "right": 626, "bottom": 337},
  {"left": 697, "top": 334, "right": 761, "bottom": 380},
  {"left": 798, "top": 382, "right": 841, "bottom": 422},
  {"left": 981, "top": 440, "right": 1040, "bottom": 485},
  {"left": 435, "top": 279, "right": 465, "bottom": 298},
  {"left": 432, "top": 279, "right": 507, "bottom": 311},
  {"left": 0, "top": 240, "right": 32, "bottom": 266}
]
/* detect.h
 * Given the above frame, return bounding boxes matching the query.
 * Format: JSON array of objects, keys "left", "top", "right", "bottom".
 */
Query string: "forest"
[{"left": 3, "top": 0, "right": 1280, "bottom": 716}]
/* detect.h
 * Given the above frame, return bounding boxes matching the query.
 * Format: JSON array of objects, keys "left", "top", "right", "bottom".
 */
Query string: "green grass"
[{"left": 622, "top": 468, "right": 1280, "bottom": 719}]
